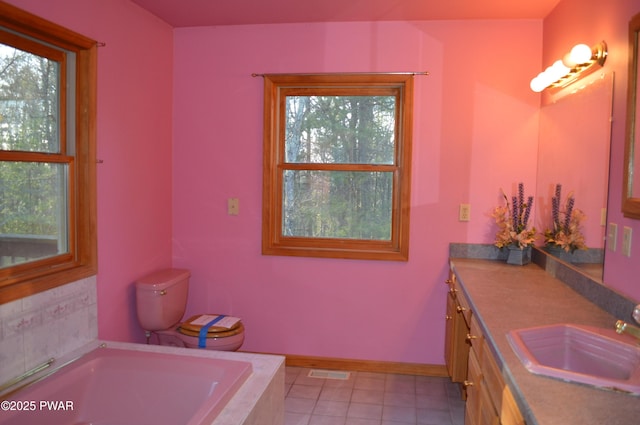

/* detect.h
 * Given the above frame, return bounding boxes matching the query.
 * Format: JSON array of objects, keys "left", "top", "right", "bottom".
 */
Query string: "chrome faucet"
[{"left": 615, "top": 304, "right": 640, "bottom": 343}]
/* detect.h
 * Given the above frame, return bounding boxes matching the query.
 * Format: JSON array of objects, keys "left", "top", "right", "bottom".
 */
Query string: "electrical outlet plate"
[
  {"left": 459, "top": 204, "right": 471, "bottom": 222},
  {"left": 608, "top": 223, "right": 617, "bottom": 252}
]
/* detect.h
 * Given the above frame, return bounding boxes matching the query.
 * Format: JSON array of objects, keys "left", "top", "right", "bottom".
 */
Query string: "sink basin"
[{"left": 507, "top": 323, "right": 640, "bottom": 394}]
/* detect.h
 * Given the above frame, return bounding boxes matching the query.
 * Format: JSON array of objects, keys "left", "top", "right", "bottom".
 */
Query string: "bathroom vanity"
[
  {"left": 446, "top": 246, "right": 640, "bottom": 425},
  {"left": 445, "top": 271, "right": 524, "bottom": 425}
]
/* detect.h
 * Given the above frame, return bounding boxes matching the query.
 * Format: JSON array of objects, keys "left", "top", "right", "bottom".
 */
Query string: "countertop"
[{"left": 450, "top": 257, "right": 640, "bottom": 425}]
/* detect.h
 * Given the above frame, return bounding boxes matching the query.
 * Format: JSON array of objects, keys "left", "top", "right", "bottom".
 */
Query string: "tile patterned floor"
[{"left": 284, "top": 366, "right": 465, "bottom": 425}]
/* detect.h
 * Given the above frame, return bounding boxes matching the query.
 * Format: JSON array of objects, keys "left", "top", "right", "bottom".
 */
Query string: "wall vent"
[{"left": 307, "top": 369, "right": 351, "bottom": 380}]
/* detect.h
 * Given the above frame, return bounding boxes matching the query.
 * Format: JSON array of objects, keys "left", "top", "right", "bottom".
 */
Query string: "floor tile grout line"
[{"left": 284, "top": 367, "right": 465, "bottom": 425}]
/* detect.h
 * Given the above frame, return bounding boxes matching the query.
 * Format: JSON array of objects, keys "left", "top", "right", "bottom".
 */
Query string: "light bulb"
[
  {"left": 550, "top": 60, "right": 570, "bottom": 81},
  {"left": 568, "top": 44, "right": 592, "bottom": 65},
  {"left": 562, "top": 51, "right": 577, "bottom": 68},
  {"left": 530, "top": 75, "right": 546, "bottom": 92}
]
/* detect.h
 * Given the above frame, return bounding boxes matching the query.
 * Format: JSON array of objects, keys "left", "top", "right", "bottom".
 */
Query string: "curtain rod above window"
[{"left": 251, "top": 71, "right": 429, "bottom": 77}]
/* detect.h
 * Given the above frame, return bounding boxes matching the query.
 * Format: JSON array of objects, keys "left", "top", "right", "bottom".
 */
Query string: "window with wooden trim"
[
  {"left": 262, "top": 74, "right": 413, "bottom": 261},
  {"left": 0, "top": 2, "right": 97, "bottom": 303}
]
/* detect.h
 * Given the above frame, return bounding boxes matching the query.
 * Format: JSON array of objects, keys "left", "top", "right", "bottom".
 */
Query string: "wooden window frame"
[
  {"left": 262, "top": 73, "right": 413, "bottom": 261},
  {"left": 0, "top": 2, "right": 97, "bottom": 304}
]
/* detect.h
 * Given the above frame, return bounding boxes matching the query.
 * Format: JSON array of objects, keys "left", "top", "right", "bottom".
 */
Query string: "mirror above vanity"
[
  {"left": 623, "top": 12, "right": 640, "bottom": 219},
  {"left": 535, "top": 71, "right": 614, "bottom": 282}
]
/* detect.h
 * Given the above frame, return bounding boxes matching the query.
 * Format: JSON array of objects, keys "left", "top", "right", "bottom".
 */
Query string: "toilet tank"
[{"left": 135, "top": 268, "right": 190, "bottom": 331}]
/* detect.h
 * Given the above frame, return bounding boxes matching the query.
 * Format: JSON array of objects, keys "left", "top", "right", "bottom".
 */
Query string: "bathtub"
[{"left": 0, "top": 344, "right": 252, "bottom": 425}]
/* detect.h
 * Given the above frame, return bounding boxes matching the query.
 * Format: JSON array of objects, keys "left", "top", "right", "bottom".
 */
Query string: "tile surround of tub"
[{"left": 0, "top": 276, "right": 98, "bottom": 385}]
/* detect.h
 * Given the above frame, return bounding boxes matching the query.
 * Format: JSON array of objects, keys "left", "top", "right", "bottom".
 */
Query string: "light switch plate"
[
  {"left": 608, "top": 223, "right": 618, "bottom": 252},
  {"left": 227, "top": 198, "right": 239, "bottom": 215},
  {"left": 623, "top": 226, "right": 632, "bottom": 257}
]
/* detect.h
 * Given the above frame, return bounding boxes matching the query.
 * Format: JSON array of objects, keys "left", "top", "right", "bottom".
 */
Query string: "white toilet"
[{"left": 135, "top": 268, "right": 245, "bottom": 351}]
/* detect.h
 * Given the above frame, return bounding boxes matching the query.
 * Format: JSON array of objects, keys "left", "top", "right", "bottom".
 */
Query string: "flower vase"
[
  {"left": 546, "top": 245, "right": 573, "bottom": 262},
  {"left": 506, "top": 245, "right": 531, "bottom": 265}
]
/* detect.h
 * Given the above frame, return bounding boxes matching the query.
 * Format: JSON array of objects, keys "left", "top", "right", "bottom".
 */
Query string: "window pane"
[
  {"left": 0, "top": 43, "right": 60, "bottom": 153},
  {"left": 0, "top": 161, "right": 68, "bottom": 268},
  {"left": 283, "top": 170, "right": 392, "bottom": 240},
  {"left": 285, "top": 95, "right": 396, "bottom": 164}
]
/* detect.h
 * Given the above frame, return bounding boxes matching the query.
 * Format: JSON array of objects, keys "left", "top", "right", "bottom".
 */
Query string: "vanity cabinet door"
[
  {"left": 500, "top": 386, "right": 526, "bottom": 425},
  {"left": 445, "top": 290, "right": 460, "bottom": 378},
  {"left": 481, "top": 342, "right": 504, "bottom": 413},
  {"left": 465, "top": 314, "right": 489, "bottom": 425},
  {"left": 478, "top": 382, "right": 500, "bottom": 425},
  {"left": 480, "top": 342, "right": 526, "bottom": 425},
  {"left": 464, "top": 313, "right": 524, "bottom": 425},
  {"left": 444, "top": 272, "right": 471, "bottom": 384},
  {"left": 464, "top": 348, "right": 482, "bottom": 425}
]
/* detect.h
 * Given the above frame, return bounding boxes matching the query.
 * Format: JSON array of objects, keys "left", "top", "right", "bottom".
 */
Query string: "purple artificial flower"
[
  {"left": 511, "top": 196, "right": 519, "bottom": 230},
  {"left": 518, "top": 183, "right": 524, "bottom": 219},
  {"left": 551, "top": 196, "right": 560, "bottom": 230},
  {"left": 523, "top": 196, "right": 533, "bottom": 228},
  {"left": 564, "top": 196, "right": 575, "bottom": 233}
]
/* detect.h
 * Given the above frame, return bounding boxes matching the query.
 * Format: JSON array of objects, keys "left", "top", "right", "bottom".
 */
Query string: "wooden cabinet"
[
  {"left": 464, "top": 337, "right": 483, "bottom": 425},
  {"left": 444, "top": 271, "right": 471, "bottom": 388},
  {"left": 446, "top": 267, "right": 526, "bottom": 425},
  {"left": 462, "top": 314, "right": 525, "bottom": 425}
]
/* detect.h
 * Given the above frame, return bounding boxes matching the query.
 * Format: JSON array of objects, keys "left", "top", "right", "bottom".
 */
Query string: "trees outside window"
[
  {"left": 262, "top": 74, "right": 413, "bottom": 261},
  {"left": 0, "top": 35, "right": 68, "bottom": 269}
]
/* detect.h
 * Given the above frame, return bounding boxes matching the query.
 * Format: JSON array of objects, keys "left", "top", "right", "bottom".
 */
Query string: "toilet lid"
[
  {"left": 178, "top": 314, "right": 242, "bottom": 336},
  {"left": 178, "top": 322, "right": 244, "bottom": 338}
]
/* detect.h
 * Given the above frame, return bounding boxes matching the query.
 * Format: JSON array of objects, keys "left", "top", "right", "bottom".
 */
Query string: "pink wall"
[
  {"left": 6, "top": 0, "right": 175, "bottom": 341},
  {"left": 20, "top": 0, "right": 638, "bottom": 366},
  {"left": 172, "top": 21, "right": 541, "bottom": 363},
  {"left": 543, "top": 0, "right": 640, "bottom": 301}
]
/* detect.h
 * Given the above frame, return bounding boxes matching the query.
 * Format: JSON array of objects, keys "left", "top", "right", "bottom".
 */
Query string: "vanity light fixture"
[{"left": 530, "top": 41, "right": 608, "bottom": 92}]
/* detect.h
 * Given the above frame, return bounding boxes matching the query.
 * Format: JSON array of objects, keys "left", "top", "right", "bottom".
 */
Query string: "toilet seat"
[
  {"left": 178, "top": 322, "right": 244, "bottom": 338},
  {"left": 154, "top": 325, "right": 245, "bottom": 351},
  {"left": 175, "top": 329, "right": 244, "bottom": 350},
  {"left": 173, "top": 314, "right": 245, "bottom": 350}
]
